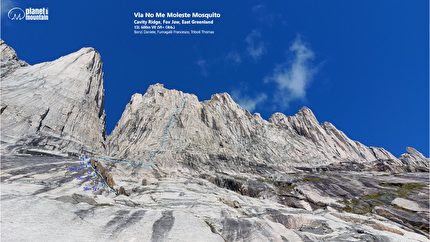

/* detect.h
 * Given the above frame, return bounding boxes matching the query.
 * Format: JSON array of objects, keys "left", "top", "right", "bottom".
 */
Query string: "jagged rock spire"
[
  {"left": 1, "top": 39, "right": 427, "bottom": 172},
  {"left": 1, "top": 40, "right": 106, "bottom": 156}
]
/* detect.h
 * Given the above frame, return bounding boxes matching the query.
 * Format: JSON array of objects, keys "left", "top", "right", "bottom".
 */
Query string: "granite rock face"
[
  {"left": 400, "top": 147, "right": 430, "bottom": 168},
  {"left": 107, "top": 83, "right": 427, "bottom": 175},
  {"left": 1, "top": 155, "right": 429, "bottom": 242},
  {"left": 1, "top": 40, "right": 106, "bottom": 156},
  {"left": 1, "top": 40, "right": 429, "bottom": 242},
  {"left": 2, "top": 39, "right": 427, "bottom": 171},
  {"left": 0, "top": 39, "right": 29, "bottom": 78}
]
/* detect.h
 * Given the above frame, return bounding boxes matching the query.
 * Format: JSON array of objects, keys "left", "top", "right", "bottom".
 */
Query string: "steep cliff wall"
[{"left": 1, "top": 40, "right": 106, "bottom": 156}]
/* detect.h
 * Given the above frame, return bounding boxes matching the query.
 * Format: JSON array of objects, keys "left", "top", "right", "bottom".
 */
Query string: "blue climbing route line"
[
  {"left": 87, "top": 161, "right": 118, "bottom": 195},
  {"left": 86, "top": 96, "right": 189, "bottom": 171},
  {"left": 90, "top": 157, "right": 145, "bottom": 165},
  {"left": 80, "top": 97, "right": 189, "bottom": 194},
  {"left": 147, "top": 96, "right": 190, "bottom": 167}
]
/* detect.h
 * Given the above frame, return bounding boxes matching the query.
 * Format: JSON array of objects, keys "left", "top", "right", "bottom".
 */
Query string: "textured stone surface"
[
  {"left": 1, "top": 39, "right": 106, "bottom": 156},
  {"left": 2, "top": 39, "right": 427, "bottom": 172},
  {"left": 1, "top": 40, "right": 429, "bottom": 242},
  {"left": 392, "top": 198, "right": 426, "bottom": 212},
  {"left": 107, "top": 83, "right": 422, "bottom": 176},
  {"left": 374, "top": 206, "right": 429, "bottom": 232},
  {"left": 400, "top": 147, "right": 430, "bottom": 168},
  {"left": 0, "top": 39, "right": 28, "bottom": 78},
  {"left": 2, "top": 154, "right": 429, "bottom": 242}
]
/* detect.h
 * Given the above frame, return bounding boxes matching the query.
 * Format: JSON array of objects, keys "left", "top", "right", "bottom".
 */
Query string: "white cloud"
[
  {"left": 245, "top": 30, "right": 266, "bottom": 61},
  {"left": 231, "top": 90, "right": 267, "bottom": 112},
  {"left": 251, "top": 3, "right": 281, "bottom": 24},
  {"left": 197, "top": 59, "right": 208, "bottom": 77},
  {"left": 225, "top": 50, "right": 242, "bottom": 64},
  {"left": 264, "top": 34, "right": 318, "bottom": 109},
  {"left": 252, "top": 4, "right": 264, "bottom": 12}
]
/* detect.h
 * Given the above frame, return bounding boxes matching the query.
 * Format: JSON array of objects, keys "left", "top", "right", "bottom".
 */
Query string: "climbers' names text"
[{"left": 133, "top": 11, "right": 220, "bottom": 35}]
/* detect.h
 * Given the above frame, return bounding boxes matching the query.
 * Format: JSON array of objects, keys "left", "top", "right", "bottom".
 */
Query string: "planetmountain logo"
[
  {"left": 7, "top": 7, "right": 49, "bottom": 21},
  {"left": 8, "top": 7, "right": 25, "bottom": 20}
]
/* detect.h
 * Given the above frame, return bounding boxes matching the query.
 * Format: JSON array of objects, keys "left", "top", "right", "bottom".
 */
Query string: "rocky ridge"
[
  {"left": 1, "top": 39, "right": 427, "bottom": 173},
  {"left": 107, "top": 83, "right": 428, "bottom": 175},
  {"left": 1, "top": 39, "right": 106, "bottom": 156}
]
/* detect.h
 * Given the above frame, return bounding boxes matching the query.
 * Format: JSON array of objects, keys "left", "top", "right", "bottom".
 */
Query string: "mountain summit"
[
  {"left": 1, "top": 39, "right": 429, "bottom": 241},
  {"left": 1, "top": 39, "right": 428, "bottom": 174},
  {"left": 1, "top": 40, "right": 106, "bottom": 156},
  {"left": 107, "top": 82, "right": 426, "bottom": 175}
]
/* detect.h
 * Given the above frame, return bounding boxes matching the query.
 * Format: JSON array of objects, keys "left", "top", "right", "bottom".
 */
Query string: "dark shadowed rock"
[{"left": 151, "top": 211, "right": 174, "bottom": 242}]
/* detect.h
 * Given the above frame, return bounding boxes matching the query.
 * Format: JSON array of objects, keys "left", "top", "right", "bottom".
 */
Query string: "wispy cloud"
[
  {"left": 252, "top": 4, "right": 264, "bottom": 12},
  {"left": 225, "top": 50, "right": 242, "bottom": 64},
  {"left": 264, "top": 34, "right": 318, "bottom": 109},
  {"left": 251, "top": 3, "right": 281, "bottom": 24},
  {"left": 1, "top": 0, "right": 16, "bottom": 15},
  {"left": 231, "top": 90, "right": 267, "bottom": 112},
  {"left": 245, "top": 30, "right": 266, "bottom": 61},
  {"left": 197, "top": 59, "right": 208, "bottom": 77}
]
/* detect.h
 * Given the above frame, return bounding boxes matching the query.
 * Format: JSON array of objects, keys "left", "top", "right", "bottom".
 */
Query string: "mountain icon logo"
[{"left": 8, "top": 7, "right": 25, "bottom": 20}]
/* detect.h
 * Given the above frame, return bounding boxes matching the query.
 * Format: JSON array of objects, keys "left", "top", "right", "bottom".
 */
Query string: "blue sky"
[{"left": 2, "top": 0, "right": 428, "bottom": 157}]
